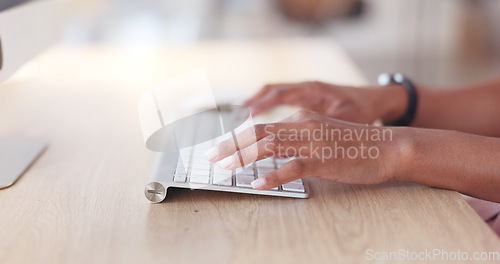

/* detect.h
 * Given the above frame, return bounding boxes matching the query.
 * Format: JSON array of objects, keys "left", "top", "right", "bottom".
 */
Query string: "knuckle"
[
  {"left": 242, "top": 126, "right": 257, "bottom": 140},
  {"left": 239, "top": 144, "right": 259, "bottom": 159},
  {"left": 302, "top": 119, "right": 319, "bottom": 130},
  {"left": 218, "top": 139, "right": 231, "bottom": 150},
  {"left": 287, "top": 159, "right": 305, "bottom": 174},
  {"left": 218, "top": 138, "right": 236, "bottom": 153},
  {"left": 270, "top": 89, "right": 284, "bottom": 101},
  {"left": 265, "top": 171, "right": 280, "bottom": 186},
  {"left": 263, "top": 134, "right": 279, "bottom": 150},
  {"left": 273, "top": 87, "right": 284, "bottom": 94},
  {"left": 253, "top": 124, "right": 268, "bottom": 138},
  {"left": 239, "top": 147, "right": 254, "bottom": 161}
]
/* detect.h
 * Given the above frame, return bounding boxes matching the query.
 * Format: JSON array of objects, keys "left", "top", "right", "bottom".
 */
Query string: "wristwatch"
[{"left": 377, "top": 73, "right": 419, "bottom": 126}]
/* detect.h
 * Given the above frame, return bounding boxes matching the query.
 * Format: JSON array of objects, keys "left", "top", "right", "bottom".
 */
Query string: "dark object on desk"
[{"left": 275, "top": 0, "right": 365, "bottom": 22}]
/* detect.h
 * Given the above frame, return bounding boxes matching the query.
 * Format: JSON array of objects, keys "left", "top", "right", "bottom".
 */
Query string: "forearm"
[
  {"left": 377, "top": 78, "right": 500, "bottom": 137},
  {"left": 392, "top": 127, "right": 500, "bottom": 202},
  {"left": 413, "top": 79, "right": 500, "bottom": 137}
]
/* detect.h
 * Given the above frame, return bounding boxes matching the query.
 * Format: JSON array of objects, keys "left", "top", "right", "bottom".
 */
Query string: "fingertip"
[
  {"left": 249, "top": 107, "right": 261, "bottom": 116},
  {"left": 218, "top": 155, "right": 236, "bottom": 170},
  {"left": 251, "top": 177, "right": 267, "bottom": 190},
  {"left": 205, "top": 146, "right": 219, "bottom": 162}
]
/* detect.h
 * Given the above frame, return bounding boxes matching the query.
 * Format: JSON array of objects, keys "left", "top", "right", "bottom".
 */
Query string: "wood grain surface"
[{"left": 0, "top": 39, "right": 498, "bottom": 264}]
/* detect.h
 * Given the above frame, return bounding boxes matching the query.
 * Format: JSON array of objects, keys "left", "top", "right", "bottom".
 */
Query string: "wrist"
[
  {"left": 384, "top": 126, "right": 416, "bottom": 182},
  {"left": 376, "top": 84, "right": 408, "bottom": 124}
]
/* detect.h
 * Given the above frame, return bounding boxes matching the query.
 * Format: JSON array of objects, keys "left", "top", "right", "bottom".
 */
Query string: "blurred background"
[{"left": 60, "top": 0, "right": 500, "bottom": 87}]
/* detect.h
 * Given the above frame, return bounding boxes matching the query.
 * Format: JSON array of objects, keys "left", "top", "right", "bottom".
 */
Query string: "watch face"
[{"left": 377, "top": 73, "right": 391, "bottom": 86}]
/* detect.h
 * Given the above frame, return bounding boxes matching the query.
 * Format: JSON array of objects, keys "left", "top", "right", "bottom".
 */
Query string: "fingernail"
[
  {"left": 251, "top": 177, "right": 266, "bottom": 189},
  {"left": 218, "top": 156, "right": 235, "bottom": 169},
  {"left": 205, "top": 146, "right": 219, "bottom": 161}
]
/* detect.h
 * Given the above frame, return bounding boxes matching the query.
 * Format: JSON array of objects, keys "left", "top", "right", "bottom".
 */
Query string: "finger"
[
  {"left": 249, "top": 84, "right": 308, "bottom": 116},
  {"left": 206, "top": 122, "right": 300, "bottom": 162},
  {"left": 217, "top": 134, "right": 310, "bottom": 170},
  {"left": 251, "top": 158, "right": 321, "bottom": 190},
  {"left": 281, "top": 109, "right": 317, "bottom": 122},
  {"left": 248, "top": 93, "right": 281, "bottom": 116},
  {"left": 243, "top": 83, "right": 288, "bottom": 107}
]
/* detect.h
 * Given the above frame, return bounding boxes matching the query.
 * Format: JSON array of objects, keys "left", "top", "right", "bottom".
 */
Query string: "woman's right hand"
[
  {"left": 206, "top": 110, "right": 405, "bottom": 190},
  {"left": 244, "top": 81, "right": 408, "bottom": 124}
]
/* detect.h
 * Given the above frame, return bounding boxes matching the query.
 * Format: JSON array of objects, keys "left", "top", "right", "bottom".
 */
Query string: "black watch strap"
[{"left": 378, "top": 73, "right": 419, "bottom": 126}]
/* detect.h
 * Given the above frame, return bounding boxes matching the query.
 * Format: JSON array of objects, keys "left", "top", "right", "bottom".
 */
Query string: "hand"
[
  {"left": 244, "top": 81, "right": 407, "bottom": 124},
  {"left": 206, "top": 110, "right": 405, "bottom": 190}
]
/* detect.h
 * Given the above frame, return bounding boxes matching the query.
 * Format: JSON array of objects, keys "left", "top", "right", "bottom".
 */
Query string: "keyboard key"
[
  {"left": 175, "top": 165, "right": 188, "bottom": 172},
  {"left": 235, "top": 167, "right": 254, "bottom": 176},
  {"left": 236, "top": 175, "right": 254, "bottom": 188},
  {"left": 290, "top": 179, "right": 303, "bottom": 184},
  {"left": 256, "top": 164, "right": 273, "bottom": 170},
  {"left": 190, "top": 168, "right": 211, "bottom": 174},
  {"left": 189, "top": 175, "right": 210, "bottom": 184},
  {"left": 282, "top": 182, "right": 305, "bottom": 193},
  {"left": 192, "top": 152, "right": 209, "bottom": 159},
  {"left": 174, "top": 168, "right": 187, "bottom": 182},
  {"left": 192, "top": 164, "right": 211, "bottom": 170},
  {"left": 177, "top": 159, "right": 189, "bottom": 167},
  {"left": 173, "top": 173, "right": 187, "bottom": 182},
  {"left": 213, "top": 175, "right": 232, "bottom": 186},
  {"left": 214, "top": 169, "right": 232, "bottom": 177},
  {"left": 192, "top": 157, "right": 208, "bottom": 164},
  {"left": 192, "top": 153, "right": 209, "bottom": 159},
  {"left": 189, "top": 166, "right": 210, "bottom": 183},
  {"left": 255, "top": 158, "right": 275, "bottom": 168},
  {"left": 191, "top": 163, "right": 211, "bottom": 170},
  {"left": 192, "top": 153, "right": 210, "bottom": 159},
  {"left": 256, "top": 167, "right": 274, "bottom": 175}
]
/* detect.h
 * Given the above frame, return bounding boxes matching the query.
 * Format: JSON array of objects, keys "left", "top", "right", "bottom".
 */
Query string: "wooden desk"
[{"left": 0, "top": 39, "right": 498, "bottom": 264}]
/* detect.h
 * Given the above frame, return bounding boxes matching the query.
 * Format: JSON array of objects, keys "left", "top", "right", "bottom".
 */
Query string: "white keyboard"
[
  {"left": 143, "top": 106, "right": 308, "bottom": 203},
  {"left": 145, "top": 141, "right": 308, "bottom": 203}
]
